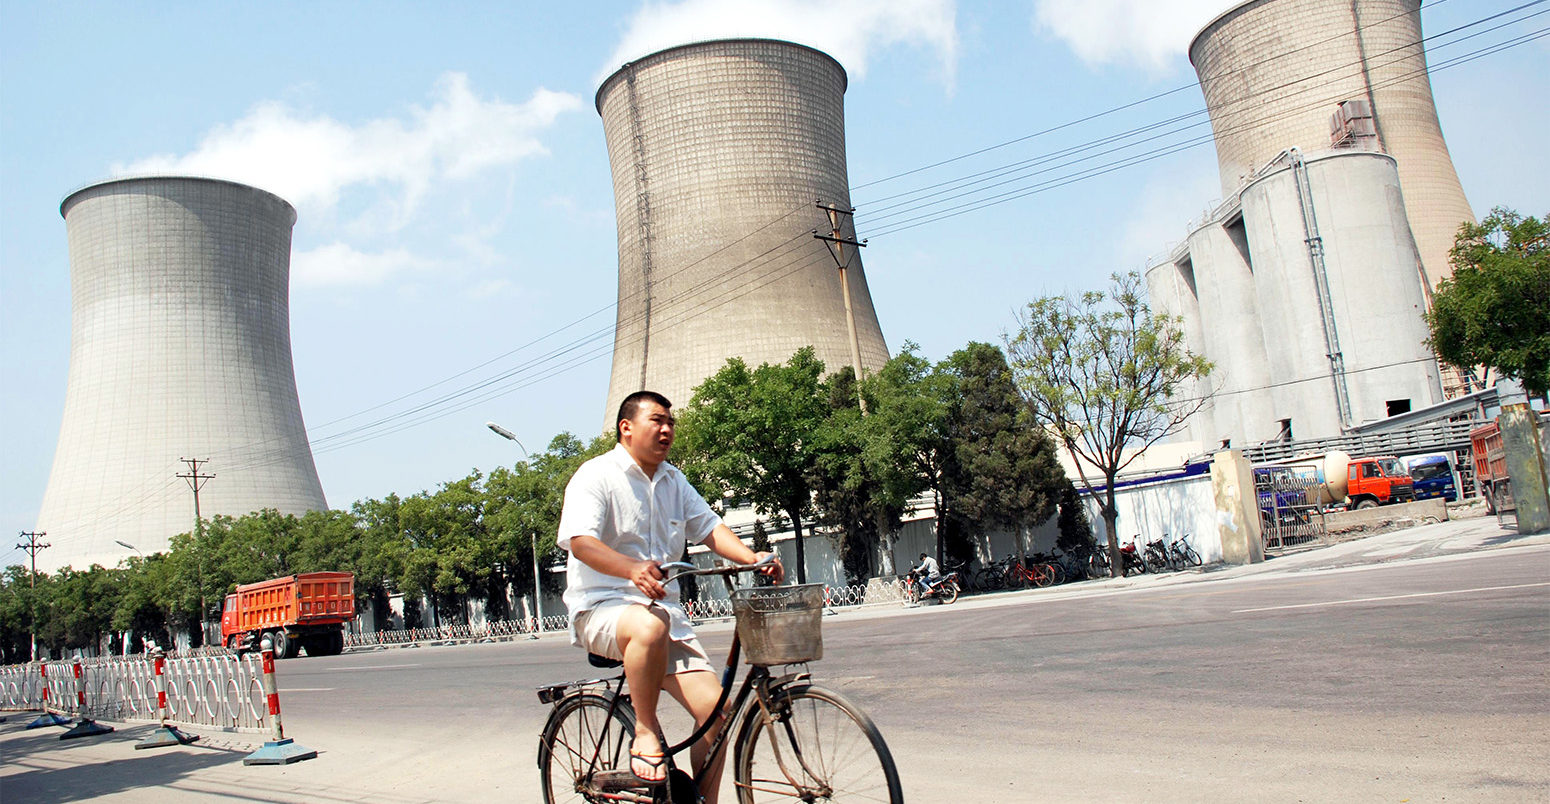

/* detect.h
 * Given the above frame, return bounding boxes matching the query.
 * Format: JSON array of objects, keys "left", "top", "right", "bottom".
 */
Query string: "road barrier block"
[
  {"left": 25, "top": 663, "right": 72, "bottom": 729},
  {"left": 59, "top": 658, "right": 113, "bottom": 740},
  {"left": 244, "top": 637, "right": 316, "bottom": 765},
  {"left": 135, "top": 649, "right": 198, "bottom": 749}
]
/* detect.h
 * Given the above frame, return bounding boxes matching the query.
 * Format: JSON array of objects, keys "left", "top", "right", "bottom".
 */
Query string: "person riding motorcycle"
[{"left": 910, "top": 553, "right": 942, "bottom": 597}]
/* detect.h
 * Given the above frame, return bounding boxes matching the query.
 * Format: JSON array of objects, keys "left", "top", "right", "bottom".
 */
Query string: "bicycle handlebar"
[{"left": 659, "top": 553, "right": 778, "bottom": 582}]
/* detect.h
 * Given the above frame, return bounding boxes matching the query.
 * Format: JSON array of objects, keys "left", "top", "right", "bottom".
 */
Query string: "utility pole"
[
  {"left": 176, "top": 458, "right": 214, "bottom": 646},
  {"left": 814, "top": 201, "right": 868, "bottom": 413},
  {"left": 16, "top": 531, "right": 48, "bottom": 662}
]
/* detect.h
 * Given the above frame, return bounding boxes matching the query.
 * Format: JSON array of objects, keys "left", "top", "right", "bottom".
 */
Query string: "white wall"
[{"left": 1080, "top": 474, "right": 1222, "bottom": 563}]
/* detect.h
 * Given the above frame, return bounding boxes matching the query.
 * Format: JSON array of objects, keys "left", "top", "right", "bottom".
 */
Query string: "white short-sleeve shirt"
[{"left": 557, "top": 444, "right": 722, "bottom": 645}]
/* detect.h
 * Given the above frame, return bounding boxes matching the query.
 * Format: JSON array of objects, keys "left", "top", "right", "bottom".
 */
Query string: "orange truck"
[
  {"left": 221, "top": 572, "right": 354, "bottom": 659},
  {"left": 1469, "top": 421, "right": 1512, "bottom": 514}
]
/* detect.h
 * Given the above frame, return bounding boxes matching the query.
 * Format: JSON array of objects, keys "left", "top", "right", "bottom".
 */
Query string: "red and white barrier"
[
  {"left": 23, "top": 662, "right": 71, "bottom": 729},
  {"left": 60, "top": 656, "right": 113, "bottom": 739},
  {"left": 242, "top": 637, "right": 315, "bottom": 765},
  {"left": 135, "top": 648, "right": 198, "bottom": 749}
]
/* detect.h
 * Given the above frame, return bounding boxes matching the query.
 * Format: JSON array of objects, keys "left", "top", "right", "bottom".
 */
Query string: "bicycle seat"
[{"left": 588, "top": 652, "right": 624, "bottom": 669}]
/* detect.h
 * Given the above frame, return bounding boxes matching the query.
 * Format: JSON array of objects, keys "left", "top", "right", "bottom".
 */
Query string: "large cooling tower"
[
  {"left": 1191, "top": 0, "right": 1474, "bottom": 290},
  {"left": 34, "top": 177, "right": 327, "bottom": 571},
  {"left": 596, "top": 39, "right": 889, "bottom": 423}
]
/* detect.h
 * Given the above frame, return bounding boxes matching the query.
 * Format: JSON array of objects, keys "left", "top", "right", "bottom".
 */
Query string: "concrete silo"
[
  {"left": 1183, "top": 212, "right": 1280, "bottom": 443},
  {"left": 1144, "top": 258, "right": 1217, "bottom": 444},
  {"left": 595, "top": 39, "right": 889, "bottom": 423},
  {"left": 1239, "top": 150, "right": 1442, "bottom": 430},
  {"left": 34, "top": 177, "right": 327, "bottom": 571},
  {"left": 1191, "top": 0, "right": 1474, "bottom": 291}
]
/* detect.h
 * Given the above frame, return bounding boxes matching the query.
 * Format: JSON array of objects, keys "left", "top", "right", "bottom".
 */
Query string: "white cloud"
[
  {"left": 1033, "top": 0, "right": 1231, "bottom": 73},
  {"left": 114, "top": 73, "right": 584, "bottom": 217},
  {"left": 601, "top": 0, "right": 958, "bottom": 84},
  {"left": 291, "top": 242, "right": 433, "bottom": 288}
]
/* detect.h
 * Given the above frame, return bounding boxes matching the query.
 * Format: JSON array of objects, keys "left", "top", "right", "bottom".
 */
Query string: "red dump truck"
[
  {"left": 1470, "top": 421, "right": 1513, "bottom": 515},
  {"left": 221, "top": 572, "right": 354, "bottom": 658}
]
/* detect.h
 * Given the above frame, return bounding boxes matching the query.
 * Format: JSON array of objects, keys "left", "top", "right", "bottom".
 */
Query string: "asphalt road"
[{"left": 4, "top": 520, "right": 1548, "bottom": 802}]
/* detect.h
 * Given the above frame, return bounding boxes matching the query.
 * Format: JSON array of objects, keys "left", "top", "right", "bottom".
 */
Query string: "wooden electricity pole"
[
  {"left": 176, "top": 458, "right": 214, "bottom": 645},
  {"left": 814, "top": 201, "right": 868, "bottom": 413},
  {"left": 16, "top": 531, "right": 48, "bottom": 661}
]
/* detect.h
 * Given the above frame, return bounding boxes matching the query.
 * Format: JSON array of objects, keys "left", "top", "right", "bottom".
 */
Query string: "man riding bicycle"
[{"left": 557, "top": 390, "right": 782, "bottom": 801}]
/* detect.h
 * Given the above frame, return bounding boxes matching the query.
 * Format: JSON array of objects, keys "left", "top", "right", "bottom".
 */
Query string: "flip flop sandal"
[{"left": 628, "top": 747, "right": 669, "bottom": 786}]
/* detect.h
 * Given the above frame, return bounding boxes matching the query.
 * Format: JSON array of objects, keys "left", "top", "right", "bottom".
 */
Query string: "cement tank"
[
  {"left": 1239, "top": 150, "right": 1442, "bottom": 437},
  {"left": 1184, "top": 213, "right": 1278, "bottom": 443},
  {"left": 1278, "top": 450, "right": 1353, "bottom": 504},
  {"left": 1144, "top": 258, "right": 1215, "bottom": 443}
]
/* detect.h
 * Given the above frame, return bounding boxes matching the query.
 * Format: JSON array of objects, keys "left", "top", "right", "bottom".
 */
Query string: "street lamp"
[
  {"left": 486, "top": 421, "right": 542, "bottom": 639},
  {"left": 115, "top": 540, "right": 142, "bottom": 556}
]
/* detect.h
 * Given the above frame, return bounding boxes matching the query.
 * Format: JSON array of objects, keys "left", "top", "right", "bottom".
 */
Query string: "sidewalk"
[{"left": 4, "top": 515, "right": 1546, "bottom": 802}]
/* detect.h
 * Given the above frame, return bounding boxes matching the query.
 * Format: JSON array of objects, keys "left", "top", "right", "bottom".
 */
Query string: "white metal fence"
[
  {"left": 0, "top": 652, "right": 271, "bottom": 733},
  {"left": 346, "top": 579, "right": 913, "bottom": 648}
]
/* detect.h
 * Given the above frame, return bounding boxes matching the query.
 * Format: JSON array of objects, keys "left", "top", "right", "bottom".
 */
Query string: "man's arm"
[
  {"left": 568, "top": 534, "right": 670, "bottom": 600},
  {"left": 701, "top": 524, "right": 785, "bottom": 584}
]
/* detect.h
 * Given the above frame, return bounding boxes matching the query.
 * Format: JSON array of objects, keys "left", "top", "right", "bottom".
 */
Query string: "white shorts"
[{"left": 574, "top": 600, "right": 715, "bottom": 676}]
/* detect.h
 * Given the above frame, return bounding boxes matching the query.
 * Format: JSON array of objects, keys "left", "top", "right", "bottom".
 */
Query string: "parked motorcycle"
[
  {"left": 904, "top": 569, "right": 961, "bottom": 605},
  {"left": 1120, "top": 542, "right": 1148, "bottom": 575}
]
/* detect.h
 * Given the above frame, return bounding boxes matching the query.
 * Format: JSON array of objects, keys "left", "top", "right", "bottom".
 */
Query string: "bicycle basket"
[{"left": 730, "top": 583, "right": 825, "bottom": 666}]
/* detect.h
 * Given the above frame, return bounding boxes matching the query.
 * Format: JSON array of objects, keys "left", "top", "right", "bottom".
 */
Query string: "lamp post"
[{"left": 486, "top": 422, "right": 543, "bottom": 638}]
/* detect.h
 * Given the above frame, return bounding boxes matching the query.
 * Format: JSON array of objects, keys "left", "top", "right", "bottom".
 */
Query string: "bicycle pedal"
[{"left": 592, "top": 768, "right": 652, "bottom": 791}]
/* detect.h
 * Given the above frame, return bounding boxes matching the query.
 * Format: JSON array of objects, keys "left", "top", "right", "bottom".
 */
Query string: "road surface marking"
[
  {"left": 328, "top": 664, "right": 422, "bottom": 671},
  {"left": 1232, "top": 582, "right": 1550, "bottom": 613}
]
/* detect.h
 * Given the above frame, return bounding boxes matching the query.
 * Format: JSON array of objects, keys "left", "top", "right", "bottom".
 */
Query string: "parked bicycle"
[
  {"left": 536, "top": 557, "right": 903, "bottom": 803},
  {"left": 1142, "top": 538, "right": 1171, "bottom": 574},
  {"left": 1166, "top": 533, "right": 1202, "bottom": 569}
]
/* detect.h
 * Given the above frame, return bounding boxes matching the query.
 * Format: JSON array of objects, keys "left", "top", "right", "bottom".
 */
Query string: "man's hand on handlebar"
[
  {"left": 630, "top": 560, "right": 667, "bottom": 600},
  {"left": 753, "top": 551, "right": 785, "bottom": 585}
]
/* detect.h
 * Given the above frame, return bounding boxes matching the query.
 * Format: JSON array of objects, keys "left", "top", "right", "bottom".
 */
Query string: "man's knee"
[{"left": 617, "top": 604, "right": 670, "bottom": 646}]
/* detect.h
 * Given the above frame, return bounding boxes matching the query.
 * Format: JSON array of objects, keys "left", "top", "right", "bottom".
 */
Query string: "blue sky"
[{"left": 2, "top": 0, "right": 1546, "bottom": 568}]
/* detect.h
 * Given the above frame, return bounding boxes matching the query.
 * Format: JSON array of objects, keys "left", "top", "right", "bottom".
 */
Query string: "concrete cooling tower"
[
  {"left": 34, "top": 177, "right": 327, "bottom": 571},
  {"left": 595, "top": 39, "right": 889, "bottom": 423},
  {"left": 1191, "top": 0, "right": 1474, "bottom": 290}
]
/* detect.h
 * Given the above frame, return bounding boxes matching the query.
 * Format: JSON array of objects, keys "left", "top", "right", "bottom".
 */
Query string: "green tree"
[
  {"left": 677, "top": 348, "right": 830, "bottom": 583},
  {"left": 486, "top": 432, "right": 612, "bottom": 620},
  {"left": 1426, "top": 208, "right": 1550, "bottom": 395},
  {"left": 808, "top": 367, "right": 911, "bottom": 582},
  {"left": 353, "top": 494, "right": 409, "bottom": 626},
  {"left": 398, "top": 471, "right": 497, "bottom": 625},
  {"left": 941, "top": 342, "right": 1065, "bottom": 563},
  {"left": 859, "top": 344, "right": 958, "bottom": 564},
  {"left": 1005, "top": 271, "right": 1212, "bottom": 576}
]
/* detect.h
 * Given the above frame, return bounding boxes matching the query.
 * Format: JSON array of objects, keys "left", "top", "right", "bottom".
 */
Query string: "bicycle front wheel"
[
  {"left": 539, "top": 691, "right": 637, "bottom": 804},
  {"left": 734, "top": 684, "right": 902, "bottom": 803}
]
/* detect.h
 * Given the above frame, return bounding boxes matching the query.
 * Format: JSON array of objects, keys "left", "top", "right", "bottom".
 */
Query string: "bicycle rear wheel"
[
  {"left": 735, "top": 684, "right": 902, "bottom": 803},
  {"left": 539, "top": 691, "right": 637, "bottom": 803}
]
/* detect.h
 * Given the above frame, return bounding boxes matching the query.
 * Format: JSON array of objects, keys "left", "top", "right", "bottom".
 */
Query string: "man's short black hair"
[
  {"left": 616, "top": 390, "right": 672, "bottom": 441},
  {"left": 919, "top": 553, "right": 928, "bottom": 560}
]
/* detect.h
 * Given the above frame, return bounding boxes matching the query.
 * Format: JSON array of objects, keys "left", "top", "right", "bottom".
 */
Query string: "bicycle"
[
  {"left": 536, "top": 557, "right": 904, "bottom": 803},
  {"left": 1166, "top": 533, "right": 1202, "bottom": 569}
]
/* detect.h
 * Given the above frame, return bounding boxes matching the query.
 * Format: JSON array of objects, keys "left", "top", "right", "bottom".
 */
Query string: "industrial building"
[
  {"left": 595, "top": 38, "right": 889, "bottom": 424},
  {"left": 1147, "top": 0, "right": 1472, "bottom": 446},
  {"left": 33, "top": 177, "right": 327, "bottom": 571}
]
